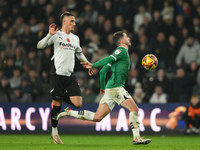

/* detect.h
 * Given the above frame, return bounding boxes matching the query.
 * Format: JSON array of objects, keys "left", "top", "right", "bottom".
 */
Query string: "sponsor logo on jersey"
[
  {"left": 114, "top": 49, "right": 121, "bottom": 55},
  {"left": 59, "top": 42, "right": 75, "bottom": 49}
]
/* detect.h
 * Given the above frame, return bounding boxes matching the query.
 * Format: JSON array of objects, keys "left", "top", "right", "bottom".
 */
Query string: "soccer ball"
[{"left": 142, "top": 54, "right": 158, "bottom": 70}]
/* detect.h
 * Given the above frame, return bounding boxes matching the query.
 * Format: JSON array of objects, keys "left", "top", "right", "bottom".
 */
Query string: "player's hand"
[
  {"left": 88, "top": 68, "right": 94, "bottom": 76},
  {"left": 81, "top": 62, "right": 93, "bottom": 69},
  {"left": 100, "top": 89, "right": 105, "bottom": 95},
  {"left": 49, "top": 23, "right": 58, "bottom": 35}
]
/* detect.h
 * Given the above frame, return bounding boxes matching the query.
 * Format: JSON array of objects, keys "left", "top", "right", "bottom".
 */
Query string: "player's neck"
[
  {"left": 119, "top": 44, "right": 129, "bottom": 50},
  {"left": 61, "top": 27, "right": 71, "bottom": 35}
]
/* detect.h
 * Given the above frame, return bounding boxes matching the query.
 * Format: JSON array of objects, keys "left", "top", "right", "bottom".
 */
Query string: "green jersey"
[{"left": 92, "top": 46, "right": 130, "bottom": 89}]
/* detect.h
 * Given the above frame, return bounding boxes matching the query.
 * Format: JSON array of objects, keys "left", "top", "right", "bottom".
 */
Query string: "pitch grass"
[{"left": 0, "top": 134, "right": 200, "bottom": 150}]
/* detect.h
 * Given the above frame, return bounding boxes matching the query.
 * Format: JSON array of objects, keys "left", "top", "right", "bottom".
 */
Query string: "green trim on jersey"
[{"left": 97, "top": 47, "right": 130, "bottom": 89}]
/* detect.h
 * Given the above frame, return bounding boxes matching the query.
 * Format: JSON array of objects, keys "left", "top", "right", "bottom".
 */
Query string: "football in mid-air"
[{"left": 142, "top": 54, "right": 158, "bottom": 70}]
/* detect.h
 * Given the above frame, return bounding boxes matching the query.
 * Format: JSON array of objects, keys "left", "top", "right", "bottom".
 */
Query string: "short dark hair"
[
  {"left": 60, "top": 11, "right": 74, "bottom": 24},
  {"left": 113, "top": 31, "right": 124, "bottom": 46}
]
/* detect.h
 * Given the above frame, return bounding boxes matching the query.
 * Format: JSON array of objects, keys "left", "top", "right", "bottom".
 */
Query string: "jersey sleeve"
[
  {"left": 47, "top": 35, "right": 55, "bottom": 46},
  {"left": 110, "top": 49, "right": 124, "bottom": 61},
  {"left": 92, "top": 56, "right": 115, "bottom": 68},
  {"left": 75, "top": 37, "right": 82, "bottom": 53},
  {"left": 99, "top": 64, "right": 111, "bottom": 90}
]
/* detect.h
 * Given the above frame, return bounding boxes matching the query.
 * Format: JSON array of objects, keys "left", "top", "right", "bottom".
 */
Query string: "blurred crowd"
[{"left": 0, "top": 0, "right": 200, "bottom": 103}]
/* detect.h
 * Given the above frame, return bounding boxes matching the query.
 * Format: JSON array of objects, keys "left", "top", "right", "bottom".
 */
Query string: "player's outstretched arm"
[
  {"left": 99, "top": 64, "right": 111, "bottom": 94},
  {"left": 81, "top": 56, "right": 115, "bottom": 69},
  {"left": 37, "top": 23, "right": 58, "bottom": 49}
]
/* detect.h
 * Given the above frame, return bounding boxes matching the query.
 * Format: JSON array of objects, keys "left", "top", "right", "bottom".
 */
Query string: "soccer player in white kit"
[{"left": 37, "top": 12, "right": 92, "bottom": 144}]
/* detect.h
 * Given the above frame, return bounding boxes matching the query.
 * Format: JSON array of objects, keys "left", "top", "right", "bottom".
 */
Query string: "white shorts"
[{"left": 99, "top": 87, "right": 132, "bottom": 110}]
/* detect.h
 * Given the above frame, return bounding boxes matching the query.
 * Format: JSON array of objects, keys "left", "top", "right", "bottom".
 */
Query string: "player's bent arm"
[
  {"left": 37, "top": 34, "right": 52, "bottom": 49},
  {"left": 100, "top": 64, "right": 111, "bottom": 90},
  {"left": 92, "top": 56, "right": 115, "bottom": 68},
  {"left": 76, "top": 52, "right": 89, "bottom": 62}
]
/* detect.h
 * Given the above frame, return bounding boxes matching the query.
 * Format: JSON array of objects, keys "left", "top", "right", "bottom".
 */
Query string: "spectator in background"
[
  {"left": 187, "top": 61, "right": 199, "bottom": 89},
  {"left": 0, "top": 51, "right": 7, "bottom": 70},
  {"left": 133, "top": 5, "right": 151, "bottom": 33},
  {"left": 150, "top": 68, "right": 172, "bottom": 99},
  {"left": 176, "top": 36, "right": 200, "bottom": 69},
  {"left": 82, "top": 27, "right": 94, "bottom": 46},
  {"left": 100, "top": 19, "right": 113, "bottom": 43},
  {"left": 152, "top": 32, "right": 169, "bottom": 69},
  {"left": 94, "top": 14, "right": 105, "bottom": 34},
  {"left": 10, "top": 77, "right": 32, "bottom": 103},
  {"left": 174, "top": 14, "right": 185, "bottom": 39},
  {"left": 91, "top": 47, "right": 109, "bottom": 63},
  {"left": 5, "top": 38, "right": 20, "bottom": 58},
  {"left": 167, "top": 35, "right": 180, "bottom": 71},
  {"left": 148, "top": 10, "right": 164, "bottom": 44},
  {"left": 191, "top": 17, "right": 200, "bottom": 42},
  {"left": 103, "top": 33, "right": 116, "bottom": 54},
  {"left": 41, "top": 47, "right": 51, "bottom": 83},
  {"left": 82, "top": 85, "right": 96, "bottom": 103},
  {"left": 9, "top": 67, "right": 22, "bottom": 90},
  {"left": 114, "top": 15, "right": 124, "bottom": 31},
  {"left": 133, "top": 83, "right": 145, "bottom": 104},
  {"left": 161, "top": 0, "right": 174, "bottom": 22},
  {"left": 83, "top": 4, "right": 98, "bottom": 25},
  {"left": 172, "top": 68, "right": 191, "bottom": 102},
  {"left": 14, "top": 46, "right": 25, "bottom": 69},
  {"left": 149, "top": 86, "right": 168, "bottom": 104},
  {"left": 29, "top": 15, "right": 39, "bottom": 33},
  {"left": 179, "top": 27, "right": 189, "bottom": 45},
  {"left": 36, "top": 22, "right": 48, "bottom": 42},
  {"left": 181, "top": 95, "right": 200, "bottom": 134},
  {"left": 134, "top": 34, "right": 151, "bottom": 57},
  {"left": 27, "top": 68, "right": 43, "bottom": 101},
  {"left": 0, "top": 76, "right": 11, "bottom": 102},
  {"left": 1, "top": 27, "right": 15, "bottom": 46},
  {"left": 13, "top": 17, "right": 26, "bottom": 36},
  {"left": 23, "top": 50, "right": 41, "bottom": 74},
  {"left": 4, "top": 58, "right": 15, "bottom": 78},
  {"left": 87, "top": 34, "right": 100, "bottom": 54},
  {"left": 102, "top": 0, "right": 116, "bottom": 19},
  {"left": 19, "top": 25, "right": 36, "bottom": 52}
]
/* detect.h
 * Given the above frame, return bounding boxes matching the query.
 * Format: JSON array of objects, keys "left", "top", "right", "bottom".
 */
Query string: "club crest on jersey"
[
  {"left": 66, "top": 38, "right": 70, "bottom": 42},
  {"left": 114, "top": 49, "right": 121, "bottom": 55}
]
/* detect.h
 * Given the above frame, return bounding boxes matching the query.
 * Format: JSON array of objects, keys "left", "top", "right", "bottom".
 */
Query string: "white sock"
[
  {"left": 129, "top": 111, "right": 140, "bottom": 140},
  {"left": 69, "top": 110, "right": 95, "bottom": 121},
  {"left": 52, "top": 127, "right": 58, "bottom": 135}
]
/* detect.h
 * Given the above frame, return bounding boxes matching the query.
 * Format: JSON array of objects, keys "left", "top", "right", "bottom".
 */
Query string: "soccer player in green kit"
[{"left": 57, "top": 31, "right": 151, "bottom": 145}]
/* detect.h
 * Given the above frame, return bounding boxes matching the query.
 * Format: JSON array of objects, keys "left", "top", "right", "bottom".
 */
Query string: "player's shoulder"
[
  {"left": 69, "top": 33, "right": 80, "bottom": 40},
  {"left": 113, "top": 47, "right": 125, "bottom": 54}
]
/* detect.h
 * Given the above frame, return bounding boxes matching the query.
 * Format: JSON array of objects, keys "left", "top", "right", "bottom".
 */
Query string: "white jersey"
[{"left": 47, "top": 30, "right": 82, "bottom": 76}]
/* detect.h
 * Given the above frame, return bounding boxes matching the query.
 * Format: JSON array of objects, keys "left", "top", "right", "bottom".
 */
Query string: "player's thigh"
[
  {"left": 50, "top": 74, "right": 66, "bottom": 101},
  {"left": 94, "top": 103, "right": 111, "bottom": 122},
  {"left": 121, "top": 98, "right": 139, "bottom": 112},
  {"left": 66, "top": 75, "right": 82, "bottom": 97}
]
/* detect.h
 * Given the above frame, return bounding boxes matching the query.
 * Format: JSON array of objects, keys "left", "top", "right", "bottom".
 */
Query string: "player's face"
[
  {"left": 122, "top": 33, "right": 131, "bottom": 47},
  {"left": 64, "top": 16, "right": 76, "bottom": 31}
]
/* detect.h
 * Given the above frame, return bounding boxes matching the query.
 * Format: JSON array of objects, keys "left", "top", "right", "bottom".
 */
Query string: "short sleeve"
[
  {"left": 110, "top": 49, "right": 124, "bottom": 61},
  {"left": 75, "top": 37, "right": 82, "bottom": 53}
]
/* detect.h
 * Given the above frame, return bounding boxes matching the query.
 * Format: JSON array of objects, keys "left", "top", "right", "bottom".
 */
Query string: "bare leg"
[
  {"left": 70, "top": 96, "right": 82, "bottom": 108},
  {"left": 58, "top": 103, "right": 111, "bottom": 122},
  {"left": 93, "top": 103, "right": 111, "bottom": 122}
]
